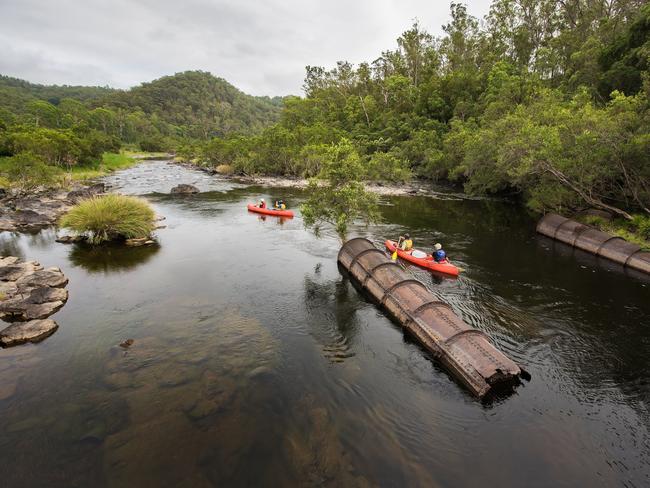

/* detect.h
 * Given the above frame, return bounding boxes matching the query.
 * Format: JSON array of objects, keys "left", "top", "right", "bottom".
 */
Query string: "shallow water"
[{"left": 1, "top": 161, "right": 649, "bottom": 487}]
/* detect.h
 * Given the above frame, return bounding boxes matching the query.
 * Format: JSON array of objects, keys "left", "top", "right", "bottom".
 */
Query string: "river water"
[{"left": 0, "top": 160, "right": 648, "bottom": 487}]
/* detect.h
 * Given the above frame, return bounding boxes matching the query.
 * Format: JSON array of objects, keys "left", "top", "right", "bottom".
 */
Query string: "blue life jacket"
[{"left": 434, "top": 249, "right": 446, "bottom": 262}]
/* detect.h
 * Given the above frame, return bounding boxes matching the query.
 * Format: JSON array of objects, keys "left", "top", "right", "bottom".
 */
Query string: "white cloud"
[{"left": 0, "top": 0, "right": 493, "bottom": 95}]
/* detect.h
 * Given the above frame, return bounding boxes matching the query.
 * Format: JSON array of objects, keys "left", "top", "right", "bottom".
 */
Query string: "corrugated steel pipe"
[
  {"left": 338, "top": 238, "right": 524, "bottom": 398},
  {"left": 537, "top": 214, "right": 650, "bottom": 274}
]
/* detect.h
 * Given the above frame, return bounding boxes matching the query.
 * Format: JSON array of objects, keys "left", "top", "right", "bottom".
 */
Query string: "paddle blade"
[{"left": 391, "top": 249, "right": 398, "bottom": 261}]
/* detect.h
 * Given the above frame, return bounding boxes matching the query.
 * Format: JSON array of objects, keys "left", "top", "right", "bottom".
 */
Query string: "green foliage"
[
  {"left": 60, "top": 194, "right": 155, "bottom": 244},
  {"left": 103, "top": 71, "right": 282, "bottom": 139},
  {"left": 631, "top": 214, "right": 650, "bottom": 240},
  {"left": 301, "top": 139, "right": 380, "bottom": 239},
  {"left": 0, "top": 152, "right": 61, "bottom": 189}
]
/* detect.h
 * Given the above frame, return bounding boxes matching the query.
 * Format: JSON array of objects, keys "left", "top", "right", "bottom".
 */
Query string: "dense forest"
[
  {"left": 181, "top": 0, "right": 649, "bottom": 232},
  {"left": 0, "top": 71, "right": 282, "bottom": 187},
  {"left": 0, "top": 0, "right": 649, "bottom": 234}
]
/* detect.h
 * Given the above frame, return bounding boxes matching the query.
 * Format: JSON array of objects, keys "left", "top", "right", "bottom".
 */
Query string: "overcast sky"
[{"left": 0, "top": 0, "right": 492, "bottom": 96}]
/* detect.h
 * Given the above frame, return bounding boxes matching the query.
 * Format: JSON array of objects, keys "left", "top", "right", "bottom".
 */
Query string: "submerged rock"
[
  {"left": 170, "top": 184, "right": 199, "bottom": 194},
  {"left": 0, "top": 319, "right": 58, "bottom": 346}
]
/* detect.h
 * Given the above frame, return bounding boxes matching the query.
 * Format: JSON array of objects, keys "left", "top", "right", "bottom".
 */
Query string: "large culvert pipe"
[
  {"left": 537, "top": 214, "right": 650, "bottom": 274},
  {"left": 338, "top": 238, "right": 523, "bottom": 398}
]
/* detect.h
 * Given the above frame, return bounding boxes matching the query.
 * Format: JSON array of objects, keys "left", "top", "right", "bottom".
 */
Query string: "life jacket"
[
  {"left": 402, "top": 239, "right": 413, "bottom": 251},
  {"left": 260, "top": 201, "right": 266, "bottom": 208},
  {"left": 434, "top": 249, "right": 446, "bottom": 262},
  {"left": 280, "top": 203, "right": 286, "bottom": 210}
]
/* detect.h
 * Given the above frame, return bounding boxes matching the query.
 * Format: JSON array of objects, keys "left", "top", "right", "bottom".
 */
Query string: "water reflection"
[
  {"left": 68, "top": 242, "right": 161, "bottom": 274},
  {"left": 303, "top": 273, "right": 363, "bottom": 363},
  {"left": 0, "top": 232, "right": 26, "bottom": 258}
]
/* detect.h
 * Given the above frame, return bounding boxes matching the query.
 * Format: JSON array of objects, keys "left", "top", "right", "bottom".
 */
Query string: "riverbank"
[
  {"left": 175, "top": 160, "right": 462, "bottom": 198},
  {"left": 0, "top": 152, "right": 173, "bottom": 233}
]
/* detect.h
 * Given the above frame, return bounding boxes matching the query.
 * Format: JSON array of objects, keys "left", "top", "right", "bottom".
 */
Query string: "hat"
[
  {"left": 405, "top": 233, "right": 410, "bottom": 239},
  {"left": 261, "top": 198, "right": 265, "bottom": 202},
  {"left": 434, "top": 243, "right": 442, "bottom": 251}
]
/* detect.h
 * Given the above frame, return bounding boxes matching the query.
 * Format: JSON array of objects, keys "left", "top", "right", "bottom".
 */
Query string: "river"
[{"left": 1, "top": 160, "right": 648, "bottom": 487}]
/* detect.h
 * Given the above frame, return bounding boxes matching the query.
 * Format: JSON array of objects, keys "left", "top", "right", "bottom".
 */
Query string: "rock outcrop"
[
  {"left": 0, "top": 319, "right": 58, "bottom": 347},
  {"left": 0, "top": 256, "right": 69, "bottom": 347},
  {"left": 170, "top": 184, "right": 199, "bottom": 194},
  {"left": 0, "top": 183, "right": 105, "bottom": 232}
]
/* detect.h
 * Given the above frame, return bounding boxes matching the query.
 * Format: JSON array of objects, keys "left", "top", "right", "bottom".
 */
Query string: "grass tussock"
[{"left": 60, "top": 194, "right": 155, "bottom": 244}]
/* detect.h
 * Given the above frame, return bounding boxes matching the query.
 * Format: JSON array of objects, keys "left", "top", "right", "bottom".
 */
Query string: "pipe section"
[
  {"left": 338, "top": 238, "right": 523, "bottom": 398},
  {"left": 537, "top": 213, "right": 650, "bottom": 274}
]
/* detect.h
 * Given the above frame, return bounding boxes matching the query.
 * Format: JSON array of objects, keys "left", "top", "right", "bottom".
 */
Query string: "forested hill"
[
  {"left": 98, "top": 71, "right": 283, "bottom": 138},
  {"left": 0, "top": 75, "right": 114, "bottom": 113},
  {"left": 0, "top": 71, "right": 283, "bottom": 140}
]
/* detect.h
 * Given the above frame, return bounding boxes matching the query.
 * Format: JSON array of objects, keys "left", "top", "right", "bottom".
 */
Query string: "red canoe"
[
  {"left": 247, "top": 203, "right": 294, "bottom": 218},
  {"left": 385, "top": 240, "right": 460, "bottom": 277}
]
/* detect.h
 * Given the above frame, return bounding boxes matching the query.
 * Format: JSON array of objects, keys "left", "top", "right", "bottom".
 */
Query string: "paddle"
[{"left": 391, "top": 237, "right": 403, "bottom": 261}]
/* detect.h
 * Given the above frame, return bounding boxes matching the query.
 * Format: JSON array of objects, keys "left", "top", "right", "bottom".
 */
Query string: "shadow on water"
[
  {"left": 67, "top": 242, "right": 161, "bottom": 274},
  {"left": 303, "top": 270, "right": 365, "bottom": 363}
]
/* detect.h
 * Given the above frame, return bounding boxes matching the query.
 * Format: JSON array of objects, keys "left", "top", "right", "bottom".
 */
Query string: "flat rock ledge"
[
  {"left": 0, "top": 256, "right": 69, "bottom": 347},
  {"left": 0, "top": 319, "right": 58, "bottom": 347}
]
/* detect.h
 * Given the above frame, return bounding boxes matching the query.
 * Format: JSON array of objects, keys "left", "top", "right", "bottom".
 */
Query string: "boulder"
[
  {"left": 12, "top": 209, "right": 51, "bottom": 226},
  {"left": 27, "top": 287, "right": 68, "bottom": 304},
  {"left": 0, "top": 261, "right": 43, "bottom": 281},
  {"left": 16, "top": 268, "right": 68, "bottom": 289},
  {"left": 66, "top": 189, "right": 94, "bottom": 203},
  {"left": 0, "top": 296, "right": 66, "bottom": 320},
  {"left": 55, "top": 235, "right": 87, "bottom": 244},
  {"left": 170, "top": 184, "right": 199, "bottom": 194},
  {"left": 0, "top": 319, "right": 58, "bottom": 347}
]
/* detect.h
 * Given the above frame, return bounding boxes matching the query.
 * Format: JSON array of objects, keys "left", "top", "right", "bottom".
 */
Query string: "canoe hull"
[
  {"left": 247, "top": 204, "right": 294, "bottom": 218},
  {"left": 385, "top": 240, "right": 460, "bottom": 276}
]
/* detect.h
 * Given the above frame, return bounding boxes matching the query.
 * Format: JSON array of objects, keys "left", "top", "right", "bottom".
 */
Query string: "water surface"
[{"left": 1, "top": 161, "right": 648, "bottom": 487}]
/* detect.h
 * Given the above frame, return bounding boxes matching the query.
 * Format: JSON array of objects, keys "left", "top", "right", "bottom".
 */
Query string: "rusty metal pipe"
[
  {"left": 338, "top": 238, "right": 523, "bottom": 398},
  {"left": 537, "top": 214, "right": 650, "bottom": 274}
]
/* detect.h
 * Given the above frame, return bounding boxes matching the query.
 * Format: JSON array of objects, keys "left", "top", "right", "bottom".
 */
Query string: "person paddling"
[
  {"left": 258, "top": 198, "right": 266, "bottom": 209},
  {"left": 433, "top": 243, "right": 447, "bottom": 262},
  {"left": 399, "top": 233, "right": 413, "bottom": 251}
]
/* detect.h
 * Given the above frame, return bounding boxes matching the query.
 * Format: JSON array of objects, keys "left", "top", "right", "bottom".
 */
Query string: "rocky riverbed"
[
  {"left": 0, "top": 182, "right": 106, "bottom": 232},
  {"left": 174, "top": 160, "right": 451, "bottom": 197}
]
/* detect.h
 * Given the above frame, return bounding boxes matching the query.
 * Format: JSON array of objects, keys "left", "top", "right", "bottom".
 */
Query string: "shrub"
[
  {"left": 215, "top": 164, "right": 234, "bottom": 175},
  {"left": 0, "top": 152, "right": 62, "bottom": 189},
  {"left": 631, "top": 215, "right": 650, "bottom": 240},
  {"left": 139, "top": 137, "right": 166, "bottom": 152},
  {"left": 60, "top": 194, "right": 155, "bottom": 244}
]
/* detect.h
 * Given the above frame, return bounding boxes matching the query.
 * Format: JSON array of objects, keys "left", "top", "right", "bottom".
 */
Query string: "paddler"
[
  {"left": 279, "top": 200, "right": 286, "bottom": 210},
  {"left": 399, "top": 234, "right": 413, "bottom": 251},
  {"left": 433, "top": 243, "right": 447, "bottom": 262},
  {"left": 258, "top": 198, "right": 266, "bottom": 209}
]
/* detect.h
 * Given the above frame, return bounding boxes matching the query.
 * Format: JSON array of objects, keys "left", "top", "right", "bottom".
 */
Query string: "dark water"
[{"left": 1, "top": 161, "right": 649, "bottom": 487}]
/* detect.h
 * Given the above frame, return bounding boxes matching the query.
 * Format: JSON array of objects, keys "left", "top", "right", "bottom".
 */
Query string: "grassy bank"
[
  {"left": 0, "top": 151, "right": 141, "bottom": 191},
  {"left": 578, "top": 214, "right": 650, "bottom": 251},
  {"left": 68, "top": 152, "right": 138, "bottom": 181}
]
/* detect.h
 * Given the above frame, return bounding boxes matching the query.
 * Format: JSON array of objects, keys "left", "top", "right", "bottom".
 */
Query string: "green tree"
[{"left": 301, "top": 139, "right": 380, "bottom": 239}]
